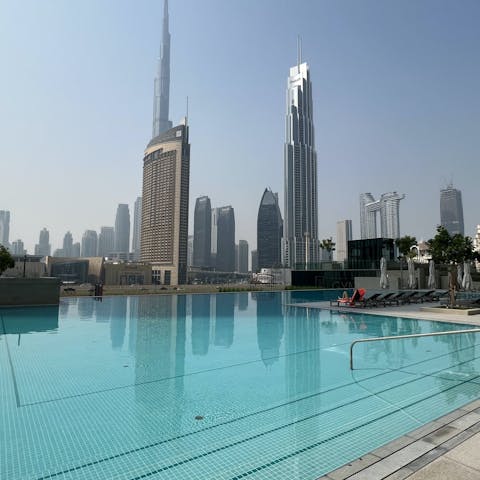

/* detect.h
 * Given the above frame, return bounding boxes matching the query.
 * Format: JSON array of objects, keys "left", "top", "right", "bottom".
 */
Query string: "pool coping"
[
  {"left": 289, "top": 300, "right": 480, "bottom": 479},
  {"left": 316, "top": 398, "right": 480, "bottom": 480}
]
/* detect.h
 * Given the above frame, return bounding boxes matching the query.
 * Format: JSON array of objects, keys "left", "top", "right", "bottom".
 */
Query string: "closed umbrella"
[
  {"left": 380, "top": 257, "right": 388, "bottom": 289},
  {"left": 407, "top": 257, "right": 416, "bottom": 289},
  {"left": 463, "top": 262, "right": 472, "bottom": 291},
  {"left": 427, "top": 260, "right": 436, "bottom": 289},
  {"left": 457, "top": 264, "right": 463, "bottom": 289}
]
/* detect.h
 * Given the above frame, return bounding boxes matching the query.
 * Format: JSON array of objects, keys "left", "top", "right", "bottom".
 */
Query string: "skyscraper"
[
  {"left": 34, "top": 228, "right": 51, "bottom": 256},
  {"left": 211, "top": 207, "right": 219, "bottom": 269},
  {"left": 140, "top": 0, "right": 190, "bottom": 285},
  {"left": 187, "top": 235, "right": 193, "bottom": 267},
  {"left": 237, "top": 240, "right": 249, "bottom": 273},
  {"left": 114, "top": 204, "right": 130, "bottom": 255},
  {"left": 81, "top": 230, "right": 98, "bottom": 257},
  {"left": 132, "top": 197, "right": 142, "bottom": 260},
  {"left": 336, "top": 220, "right": 352, "bottom": 262},
  {"left": 251, "top": 250, "right": 258, "bottom": 273},
  {"left": 216, "top": 206, "right": 235, "bottom": 272},
  {"left": 11, "top": 239, "right": 25, "bottom": 255},
  {"left": 152, "top": 0, "right": 172, "bottom": 138},
  {"left": 0, "top": 210, "right": 10, "bottom": 248},
  {"left": 282, "top": 57, "right": 319, "bottom": 269},
  {"left": 141, "top": 126, "right": 190, "bottom": 284},
  {"left": 72, "top": 242, "right": 81, "bottom": 258},
  {"left": 63, "top": 231, "right": 74, "bottom": 257},
  {"left": 440, "top": 184, "right": 464, "bottom": 236},
  {"left": 257, "top": 188, "right": 283, "bottom": 269},
  {"left": 98, "top": 226, "right": 115, "bottom": 257},
  {"left": 359, "top": 193, "right": 376, "bottom": 239},
  {"left": 193, "top": 196, "right": 211, "bottom": 268},
  {"left": 359, "top": 192, "right": 405, "bottom": 240}
]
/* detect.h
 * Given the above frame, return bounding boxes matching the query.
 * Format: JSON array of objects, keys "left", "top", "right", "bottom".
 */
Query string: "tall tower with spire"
[
  {"left": 282, "top": 44, "right": 319, "bottom": 269},
  {"left": 152, "top": 0, "right": 172, "bottom": 138},
  {"left": 141, "top": 0, "right": 190, "bottom": 285}
]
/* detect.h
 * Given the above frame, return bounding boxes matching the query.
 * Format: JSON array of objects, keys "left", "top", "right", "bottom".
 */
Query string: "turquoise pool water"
[{"left": 1, "top": 292, "right": 480, "bottom": 480}]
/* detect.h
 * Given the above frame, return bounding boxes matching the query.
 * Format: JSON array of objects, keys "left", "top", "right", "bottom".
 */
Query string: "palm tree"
[
  {"left": 320, "top": 237, "right": 336, "bottom": 260},
  {"left": 428, "top": 226, "right": 480, "bottom": 306},
  {"left": 0, "top": 245, "right": 15, "bottom": 276}
]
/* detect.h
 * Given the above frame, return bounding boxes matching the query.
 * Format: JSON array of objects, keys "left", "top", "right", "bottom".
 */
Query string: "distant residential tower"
[
  {"left": 193, "top": 196, "right": 212, "bottom": 268},
  {"left": 257, "top": 188, "right": 283, "bottom": 269},
  {"left": 215, "top": 206, "right": 235, "bottom": 272},
  {"left": 336, "top": 220, "right": 352, "bottom": 262},
  {"left": 360, "top": 192, "right": 405, "bottom": 240},
  {"left": 132, "top": 197, "right": 142, "bottom": 260},
  {"left": 0, "top": 210, "right": 10, "bottom": 248},
  {"left": 440, "top": 184, "right": 464, "bottom": 236},
  {"left": 35, "top": 228, "right": 51, "bottom": 256},
  {"left": 114, "top": 204, "right": 130, "bottom": 255}
]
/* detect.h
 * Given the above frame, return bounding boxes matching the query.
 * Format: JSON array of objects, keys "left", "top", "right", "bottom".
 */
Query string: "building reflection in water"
[
  {"left": 133, "top": 295, "right": 186, "bottom": 420},
  {"left": 128, "top": 296, "right": 138, "bottom": 356},
  {"left": 58, "top": 300, "right": 69, "bottom": 317},
  {"left": 214, "top": 294, "right": 234, "bottom": 348},
  {"left": 235, "top": 292, "right": 249, "bottom": 311},
  {"left": 191, "top": 294, "right": 210, "bottom": 355},
  {"left": 254, "top": 292, "right": 284, "bottom": 367},
  {"left": 434, "top": 331, "right": 478, "bottom": 404},
  {"left": 283, "top": 303, "right": 321, "bottom": 478},
  {"left": 77, "top": 298, "right": 94, "bottom": 320},
  {"left": 110, "top": 296, "right": 127, "bottom": 350},
  {"left": 94, "top": 297, "right": 113, "bottom": 323}
]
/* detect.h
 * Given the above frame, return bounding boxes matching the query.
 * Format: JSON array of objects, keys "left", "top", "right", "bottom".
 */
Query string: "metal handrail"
[{"left": 350, "top": 328, "right": 480, "bottom": 370}]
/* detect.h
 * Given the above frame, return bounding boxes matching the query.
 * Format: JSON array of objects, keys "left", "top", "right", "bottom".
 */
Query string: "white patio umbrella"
[
  {"left": 380, "top": 257, "right": 388, "bottom": 289},
  {"left": 462, "top": 262, "right": 472, "bottom": 291},
  {"left": 457, "top": 264, "right": 463, "bottom": 289},
  {"left": 407, "top": 257, "right": 416, "bottom": 289},
  {"left": 427, "top": 260, "right": 436, "bottom": 289}
]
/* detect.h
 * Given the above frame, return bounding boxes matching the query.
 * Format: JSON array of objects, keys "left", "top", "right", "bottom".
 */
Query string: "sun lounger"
[
  {"left": 408, "top": 290, "right": 435, "bottom": 303},
  {"left": 330, "top": 288, "right": 365, "bottom": 307},
  {"left": 385, "top": 291, "right": 408, "bottom": 305},
  {"left": 359, "top": 291, "right": 383, "bottom": 307},
  {"left": 375, "top": 291, "right": 396, "bottom": 306}
]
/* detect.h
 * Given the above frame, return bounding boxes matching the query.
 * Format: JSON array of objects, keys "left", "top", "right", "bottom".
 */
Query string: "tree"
[
  {"left": 428, "top": 226, "right": 480, "bottom": 305},
  {"left": 320, "top": 237, "right": 335, "bottom": 260},
  {"left": 0, "top": 245, "right": 15, "bottom": 276},
  {"left": 395, "top": 236, "right": 417, "bottom": 258}
]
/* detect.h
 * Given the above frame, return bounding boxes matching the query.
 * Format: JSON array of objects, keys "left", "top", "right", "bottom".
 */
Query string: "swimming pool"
[{"left": 1, "top": 292, "right": 480, "bottom": 479}]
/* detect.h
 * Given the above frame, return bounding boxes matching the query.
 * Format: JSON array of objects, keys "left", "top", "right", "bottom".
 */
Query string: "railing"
[{"left": 350, "top": 328, "right": 480, "bottom": 370}]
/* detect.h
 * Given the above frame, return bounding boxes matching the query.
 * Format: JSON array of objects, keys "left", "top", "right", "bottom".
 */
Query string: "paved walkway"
[{"left": 291, "top": 301, "right": 480, "bottom": 479}]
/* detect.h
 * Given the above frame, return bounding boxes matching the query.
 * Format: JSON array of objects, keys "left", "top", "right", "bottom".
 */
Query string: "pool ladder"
[{"left": 350, "top": 328, "right": 480, "bottom": 370}]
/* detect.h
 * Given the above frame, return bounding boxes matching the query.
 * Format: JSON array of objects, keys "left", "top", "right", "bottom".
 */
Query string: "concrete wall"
[
  {"left": 3, "top": 262, "right": 46, "bottom": 278},
  {"left": 0, "top": 277, "right": 61, "bottom": 306}
]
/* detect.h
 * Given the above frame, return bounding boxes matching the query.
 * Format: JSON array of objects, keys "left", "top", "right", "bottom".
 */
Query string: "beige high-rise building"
[
  {"left": 140, "top": 123, "right": 190, "bottom": 285},
  {"left": 140, "top": 1, "right": 190, "bottom": 285}
]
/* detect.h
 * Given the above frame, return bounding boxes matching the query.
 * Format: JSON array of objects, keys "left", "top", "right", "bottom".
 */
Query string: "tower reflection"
[
  {"left": 255, "top": 292, "right": 284, "bottom": 367},
  {"left": 214, "top": 294, "right": 234, "bottom": 347},
  {"left": 110, "top": 296, "right": 127, "bottom": 349},
  {"left": 191, "top": 294, "right": 210, "bottom": 355}
]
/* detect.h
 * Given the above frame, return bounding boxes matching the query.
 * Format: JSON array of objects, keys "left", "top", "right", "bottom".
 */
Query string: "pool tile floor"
[{"left": 303, "top": 301, "right": 480, "bottom": 480}]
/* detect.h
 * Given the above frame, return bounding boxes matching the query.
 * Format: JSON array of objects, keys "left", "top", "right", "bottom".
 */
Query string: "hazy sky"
[{"left": 1, "top": 0, "right": 479, "bottom": 254}]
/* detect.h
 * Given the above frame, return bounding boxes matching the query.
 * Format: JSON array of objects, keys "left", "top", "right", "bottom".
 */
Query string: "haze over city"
[{"left": 1, "top": 0, "right": 479, "bottom": 253}]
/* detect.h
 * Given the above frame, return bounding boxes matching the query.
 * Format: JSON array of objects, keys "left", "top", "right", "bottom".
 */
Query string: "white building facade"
[{"left": 282, "top": 61, "right": 319, "bottom": 269}]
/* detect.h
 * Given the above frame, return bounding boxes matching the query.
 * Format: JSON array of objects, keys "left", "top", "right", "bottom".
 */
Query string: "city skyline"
[{"left": 2, "top": 0, "right": 480, "bottom": 253}]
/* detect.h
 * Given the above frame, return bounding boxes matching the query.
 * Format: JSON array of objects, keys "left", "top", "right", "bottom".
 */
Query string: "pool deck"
[{"left": 292, "top": 301, "right": 480, "bottom": 480}]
